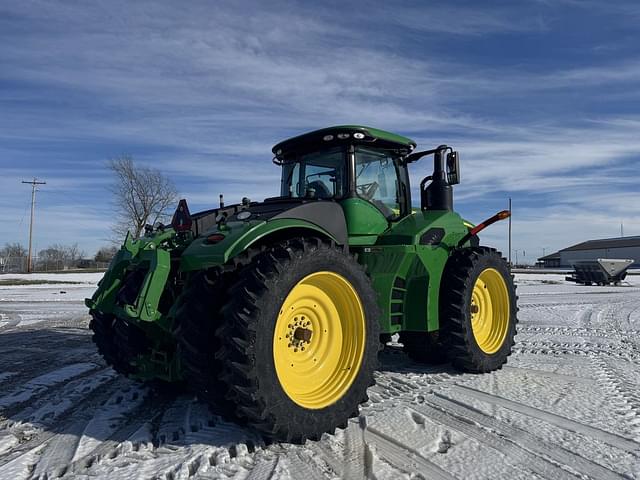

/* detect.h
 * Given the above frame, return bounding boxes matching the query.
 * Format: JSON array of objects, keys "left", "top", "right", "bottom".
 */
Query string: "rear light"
[
  {"left": 171, "top": 199, "right": 192, "bottom": 232},
  {"left": 206, "top": 233, "right": 225, "bottom": 244},
  {"left": 497, "top": 210, "right": 511, "bottom": 220}
]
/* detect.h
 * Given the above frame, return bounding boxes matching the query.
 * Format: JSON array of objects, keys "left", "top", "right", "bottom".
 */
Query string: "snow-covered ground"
[{"left": 1, "top": 272, "right": 639, "bottom": 479}]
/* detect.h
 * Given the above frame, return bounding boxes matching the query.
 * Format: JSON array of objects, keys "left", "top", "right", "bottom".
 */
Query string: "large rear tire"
[
  {"left": 215, "top": 238, "right": 380, "bottom": 443},
  {"left": 440, "top": 247, "right": 517, "bottom": 372}
]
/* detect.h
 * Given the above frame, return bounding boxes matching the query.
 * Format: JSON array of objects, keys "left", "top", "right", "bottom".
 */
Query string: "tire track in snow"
[
  {"left": 517, "top": 325, "right": 636, "bottom": 340},
  {"left": 0, "top": 376, "right": 133, "bottom": 476},
  {"left": 577, "top": 304, "right": 596, "bottom": 328},
  {"left": 154, "top": 400, "right": 262, "bottom": 478},
  {"left": 270, "top": 448, "right": 330, "bottom": 480},
  {"left": 513, "top": 339, "right": 640, "bottom": 363},
  {"left": 68, "top": 384, "right": 151, "bottom": 463},
  {"left": 305, "top": 420, "right": 406, "bottom": 479},
  {"left": 0, "top": 442, "right": 47, "bottom": 480},
  {"left": 592, "top": 357, "right": 640, "bottom": 443},
  {"left": 23, "top": 374, "right": 122, "bottom": 479},
  {"left": 61, "top": 391, "right": 173, "bottom": 478},
  {"left": 7, "top": 368, "right": 116, "bottom": 427},
  {"left": 0, "top": 313, "right": 21, "bottom": 331},
  {"left": 519, "top": 302, "right": 589, "bottom": 308},
  {"left": 245, "top": 456, "right": 278, "bottom": 480},
  {"left": 307, "top": 436, "right": 348, "bottom": 478},
  {"left": 368, "top": 369, "right": 458, "bottom": 406},
  {"left": 501, "top": 365, "right": 595, "bottom": 385},
  {"left": 422, "top": 393, "right": 628, "bottom": 480},
  {"left": 0, "top": 362, "right": 100, "bottom": 410},
  {"left": 363, "top": 423, "right": 457, "bottom": 480},
  {"left": 341, "top": 420, "right": 369, "bottom": 480},
  {"left": 0, "top": 369, "right": 117, "bottom": 476},
  {"left": 68, "top": 395, "right": 264, "bottom": 480},
  {"left": 448, "top": 384, "right": 640, "bottom": 454},
  {"left": 0, "top": 347, "right": 99, "bottom": 395}
]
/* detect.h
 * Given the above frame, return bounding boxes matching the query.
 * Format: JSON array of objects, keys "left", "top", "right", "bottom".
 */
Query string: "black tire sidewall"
[
  {"left": 232, "top": 244, "right": 380, "bottom": 438},
  {"left": 443, "top": 248, "right": 517, "bottom": 372}
]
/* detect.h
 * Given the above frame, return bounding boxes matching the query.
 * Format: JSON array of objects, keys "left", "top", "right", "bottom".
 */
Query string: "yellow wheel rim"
[
  {"left": 272, "top": 271, "right": 366, "bottom": 409},
  {"left": 470, "top": 268, "right": 510, "bottom": 354}
]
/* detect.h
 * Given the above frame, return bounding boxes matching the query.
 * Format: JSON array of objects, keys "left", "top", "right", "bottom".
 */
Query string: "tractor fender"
[
  {"left": 271, "top": 201, "right": 348, "bottom": 245},
  {"left": 180, "top": 210, "right": 346, "bottom": 272}
]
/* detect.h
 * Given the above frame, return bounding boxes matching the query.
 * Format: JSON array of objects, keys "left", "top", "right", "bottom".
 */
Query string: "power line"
[
  {"left": 21, "top": 178, "right": 46, "bottom": 273},
  {"left": 508, "top": 197, "right": 512, "bottom": 266}
]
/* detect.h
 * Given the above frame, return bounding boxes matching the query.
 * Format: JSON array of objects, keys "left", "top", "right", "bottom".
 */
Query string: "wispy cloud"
[{"left": 0, "top": 0, "right": 638, "bottom": 258}]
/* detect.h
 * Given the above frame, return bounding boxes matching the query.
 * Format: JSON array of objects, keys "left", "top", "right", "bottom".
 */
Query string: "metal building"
[{"left": 537, "top": 236, "right": 640, "bottom": 268}]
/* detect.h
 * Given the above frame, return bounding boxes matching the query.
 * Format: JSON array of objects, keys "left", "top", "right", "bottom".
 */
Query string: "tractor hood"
[{"left": 181, "top": 198, "right": 347, "bottom": 271}]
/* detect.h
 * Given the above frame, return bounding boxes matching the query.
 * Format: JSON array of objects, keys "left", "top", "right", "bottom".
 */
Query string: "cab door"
[{"left": 342, "top": 147, "right": 406, "bottom": 241}]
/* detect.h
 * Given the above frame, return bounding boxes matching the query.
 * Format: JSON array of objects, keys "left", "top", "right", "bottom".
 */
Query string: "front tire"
[
  {"left": 441, "top": 247, "right": 517, "bottom": 372},
  {"left": 216, "top": 239, "right": 380, "bottom": 443},
  {"left": 174, "top": 269, "right": 235, "bottom": 410},
  {"left": 89, "top": 311, "right": 150, "bottom": 376}
]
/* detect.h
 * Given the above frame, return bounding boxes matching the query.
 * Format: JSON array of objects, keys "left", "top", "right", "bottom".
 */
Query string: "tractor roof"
[{"left": 272, "top": 125, "right": 417, "bottom": 159}]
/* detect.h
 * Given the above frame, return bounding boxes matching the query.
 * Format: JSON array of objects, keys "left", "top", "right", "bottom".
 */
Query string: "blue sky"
[{"left": 1, "top": 0, "right": 639, "bottom": 261}]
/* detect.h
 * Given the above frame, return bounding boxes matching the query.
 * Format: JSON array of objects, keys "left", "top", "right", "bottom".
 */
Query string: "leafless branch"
[{"left": 108, "top": 156, "right": 178, "bottom": 239}]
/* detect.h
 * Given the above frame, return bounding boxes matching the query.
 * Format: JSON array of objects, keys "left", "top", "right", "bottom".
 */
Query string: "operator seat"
[{"left": 306, "top": 181, "right": 333, "bottom": 199}]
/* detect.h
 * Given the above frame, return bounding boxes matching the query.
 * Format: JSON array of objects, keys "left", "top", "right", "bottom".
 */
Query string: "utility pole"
[
  {"left": 21, "top": 178, "right": 46, "bottom": 273},
  {"left": 508, "top": 197, "right": 512, "bottom": 266}
]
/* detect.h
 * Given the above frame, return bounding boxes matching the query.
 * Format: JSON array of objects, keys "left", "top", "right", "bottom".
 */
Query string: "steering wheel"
[{"left": 356, "top": 181, "right": 379, "bottom": 200}]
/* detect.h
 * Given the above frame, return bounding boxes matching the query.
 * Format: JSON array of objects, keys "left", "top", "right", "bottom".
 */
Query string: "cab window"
[
  {"left": 281, "top": 147, "right": 346, "bottom": 199},
  {"left": 355, "top": 147, "right": 401, "bottom": 219}
]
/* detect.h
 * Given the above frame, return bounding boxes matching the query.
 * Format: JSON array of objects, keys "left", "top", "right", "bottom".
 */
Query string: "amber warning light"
[
  {"left": 171, "top": 199, "right": 193, "bottom": 232},
  {"left": 457, "top": 210, "right": 511, "bottom": 248}
]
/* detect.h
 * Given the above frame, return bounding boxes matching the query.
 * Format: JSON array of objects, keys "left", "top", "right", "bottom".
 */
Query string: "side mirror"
[{"left": 446, "top": 151, "right": 460, "bottom": 185}]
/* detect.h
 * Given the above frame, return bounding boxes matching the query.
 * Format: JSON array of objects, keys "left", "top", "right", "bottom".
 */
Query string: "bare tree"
[
  {"left": 65, "top": 243, "right": 84, "bottom": 264},
  {"left": 94, "top": 245, "right": 118, "bottom": 263},
  {"left": 36, "top": 243, "right": 86, "bottom": 270},
  {"left": 1, "top": 242, "right": 27, "bottom": 258},
  {"left": 0, "top": 242, "right": 27, "bottom": 272},
  {"left": 108, "top": 156, "right": 178, "bottom": 239},
  {"left": 38, "top": 246, "right": 65, "bottom": 271}
]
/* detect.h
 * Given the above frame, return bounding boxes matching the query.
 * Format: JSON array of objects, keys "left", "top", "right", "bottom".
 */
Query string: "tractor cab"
[
  {"left": 273, "top": 126, "right": 415, "bottom": 225},
  {"left": 272, "top": 125, "right": 461, "bottom": 237}
]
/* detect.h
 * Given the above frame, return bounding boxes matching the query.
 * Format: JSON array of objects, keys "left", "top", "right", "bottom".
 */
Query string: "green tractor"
[{"left": 87, "top": 125, "right": 517, "bottom": 442}]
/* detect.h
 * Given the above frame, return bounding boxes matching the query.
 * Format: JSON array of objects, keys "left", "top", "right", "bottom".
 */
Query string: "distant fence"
[{"left": 0, "top": 256, "right": 110, "bottom": 273}]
